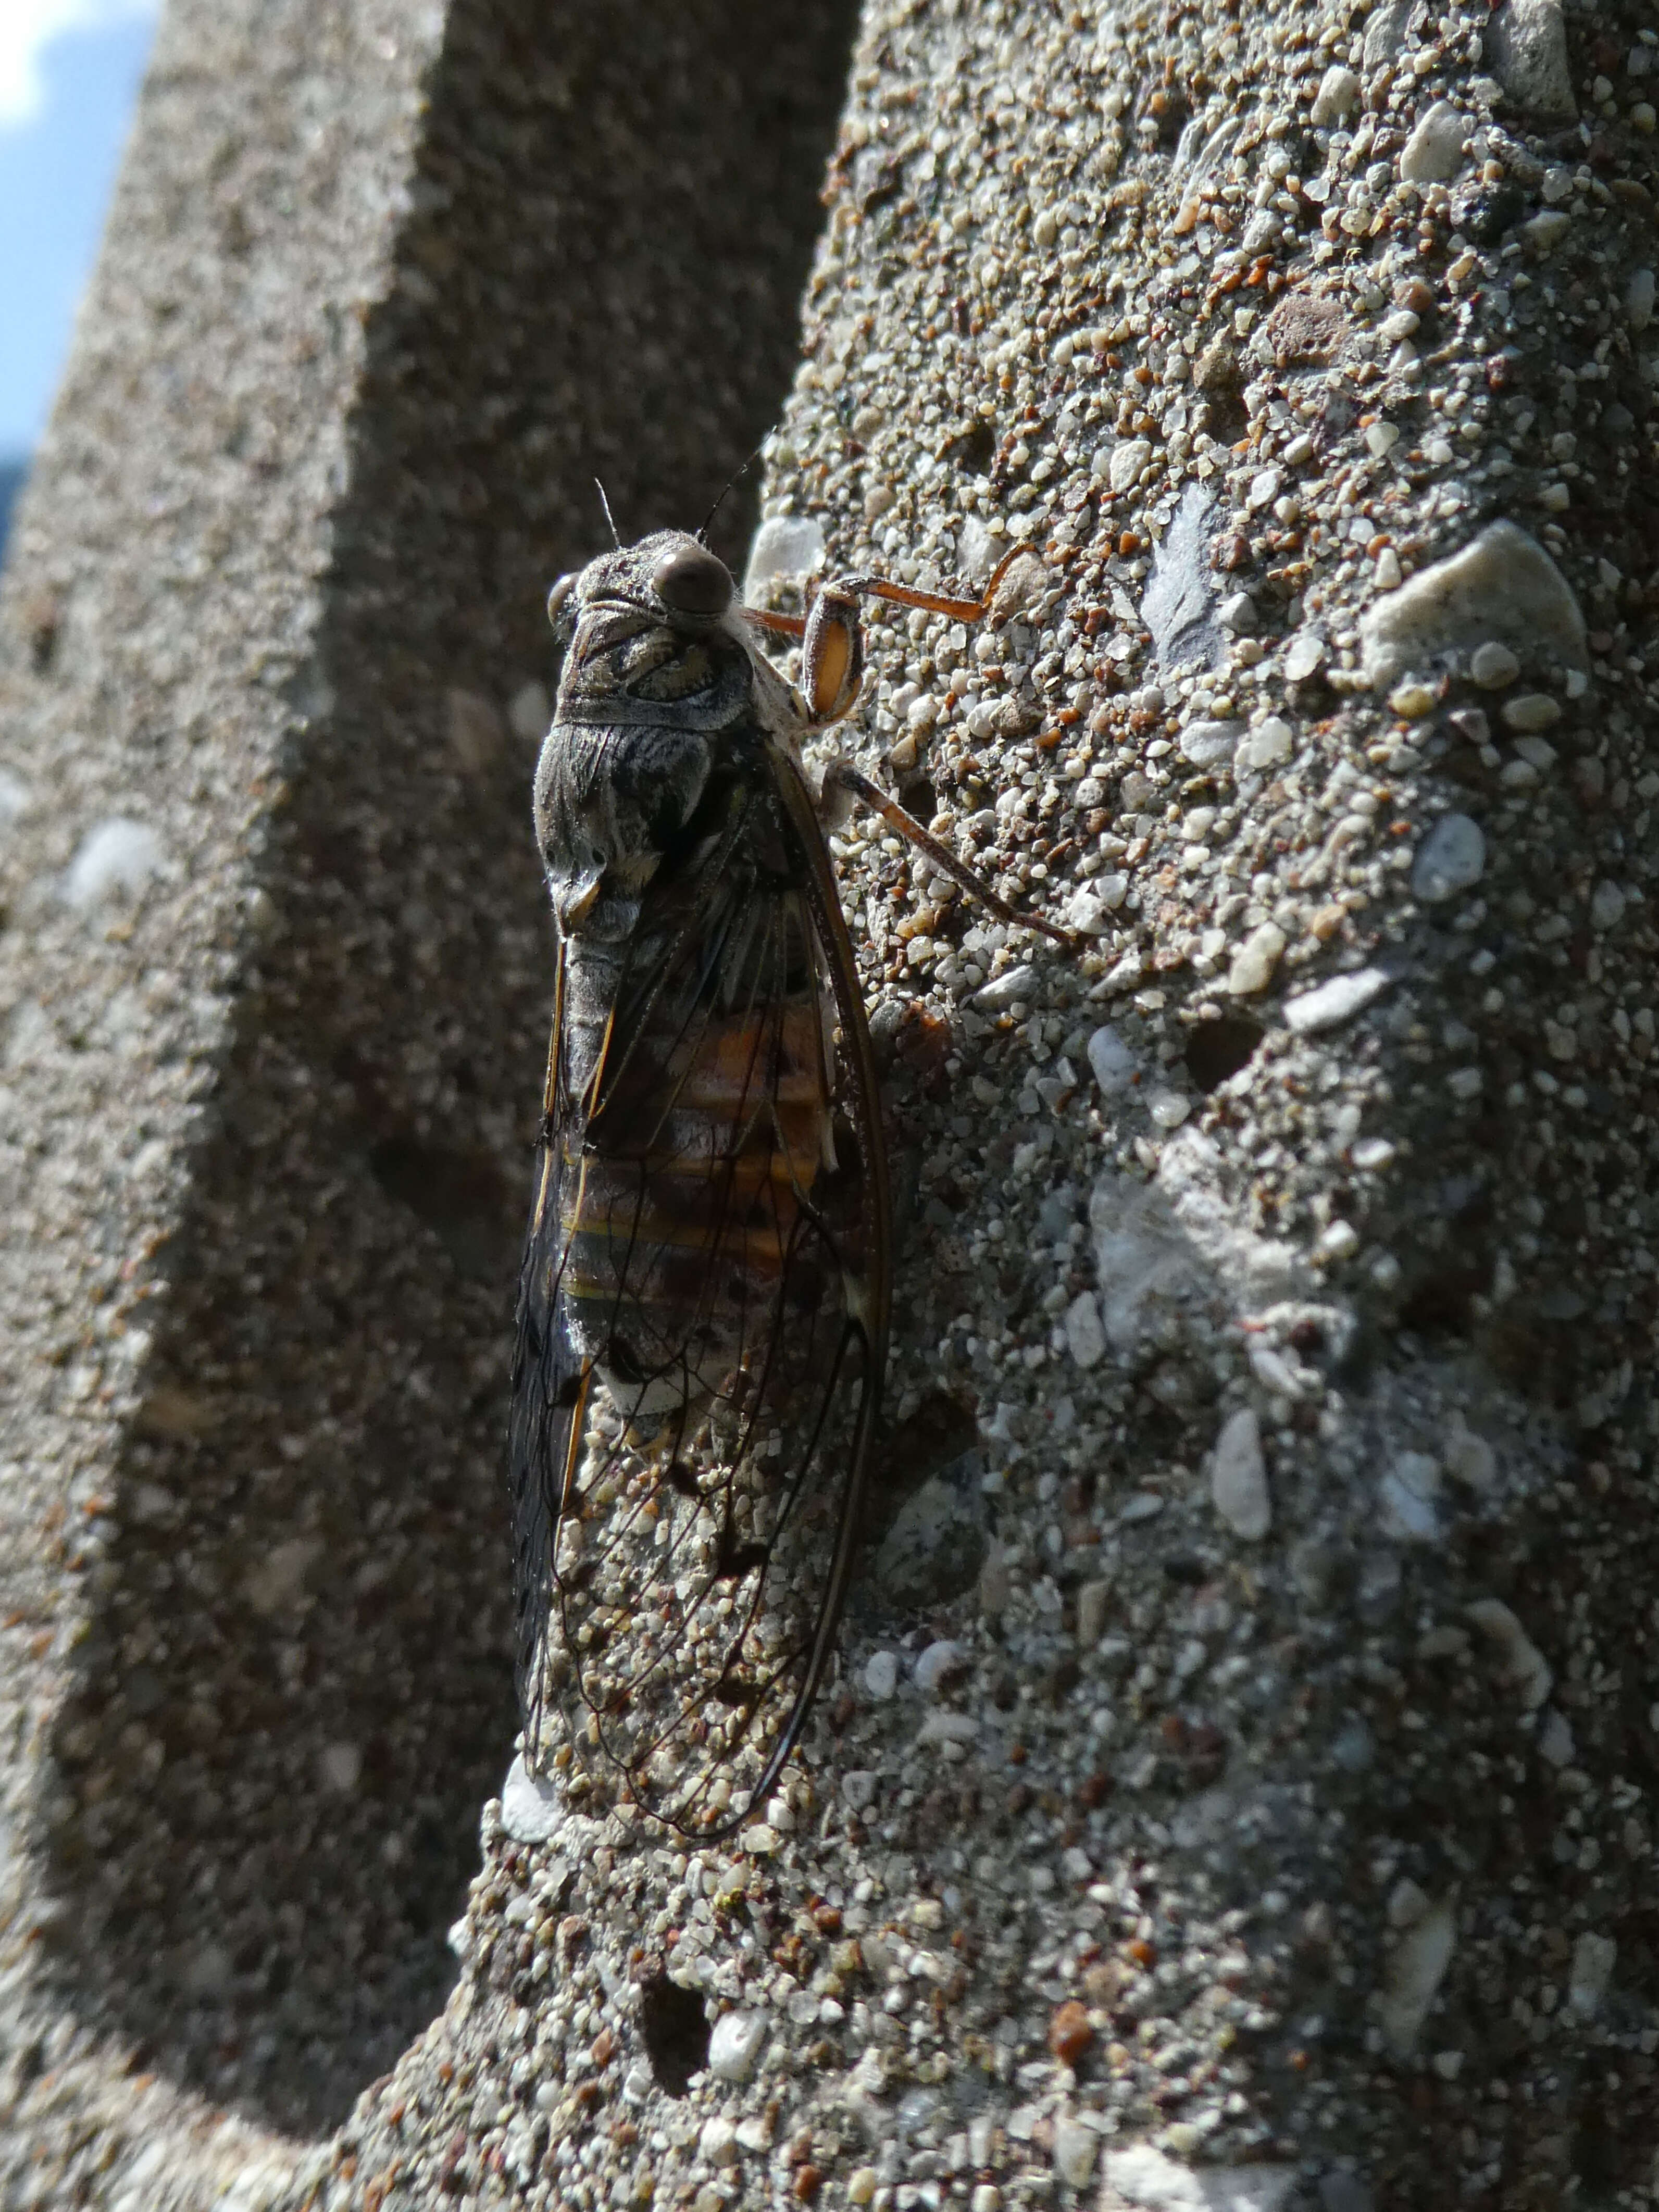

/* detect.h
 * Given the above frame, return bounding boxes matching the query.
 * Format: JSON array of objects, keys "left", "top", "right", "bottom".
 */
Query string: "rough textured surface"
[
  {"left": 7, "top": 0, "right": 1659, "bottom": 2208},
  {"left": 0, "top": 0, "right": 855, "bottom": 2198},
  {"left": 346, "top": 0, "right": 1659, "bottom": 2207}
]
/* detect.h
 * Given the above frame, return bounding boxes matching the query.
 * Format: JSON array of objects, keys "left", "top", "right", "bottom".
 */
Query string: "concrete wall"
[{"left": 0, "top": 0, "right": 855, "bottom": 2195}]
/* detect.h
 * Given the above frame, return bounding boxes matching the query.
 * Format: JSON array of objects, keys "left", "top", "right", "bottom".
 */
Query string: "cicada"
[{"left": 509, "top": 521, "right": 1064, "bottom": 1837}]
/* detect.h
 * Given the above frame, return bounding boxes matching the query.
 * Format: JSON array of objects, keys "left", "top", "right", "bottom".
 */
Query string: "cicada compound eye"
[
  {"left": 546, "top": 571, "right": 579, "bottom": 629},
  {"left": 651, "top": 541, "right": 733, "bottom": 619}
]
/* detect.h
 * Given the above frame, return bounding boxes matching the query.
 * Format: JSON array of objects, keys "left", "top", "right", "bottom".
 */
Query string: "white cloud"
[{"left": 0, "top": 0, "right": 157, "bottom": 130}]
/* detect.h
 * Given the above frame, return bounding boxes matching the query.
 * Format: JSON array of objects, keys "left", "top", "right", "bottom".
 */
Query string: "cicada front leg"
[{"left": 747, "top": 545, "right": 1071, "bottom": 946}]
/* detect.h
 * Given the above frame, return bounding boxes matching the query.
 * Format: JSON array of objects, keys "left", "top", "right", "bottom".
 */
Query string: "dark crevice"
[
  {"left": 638, "top": 1974, "right": 711, "bottom": 2096},
  {"left": 1184, "top": 1014, "right": 1264, "bottom": 1092}
]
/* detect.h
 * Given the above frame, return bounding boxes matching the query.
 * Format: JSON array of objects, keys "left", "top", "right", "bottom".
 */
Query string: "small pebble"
[
  {"left": 1469, "top": 640, "right": 1519, "bottom": 688},
  {"left": 1523, "top": 209, "right": 1571, "bottom": 253},
  {"left": 1359, "top": 520, "right": 1587, "bottom": 690},
  {"left": 63, "top": 818, "right": 166, "bottom": 911},
  {"left": 1486, "top": 0, "right": 1578, "bottom": 119},
  {"left": 499, "top": 1754, "right": 565, "bottom": 1844},
  {"left": 1501, "top": 692, "right": 1561, "bottom": 733},
  {"left": 1399, "top": 101, "right": 1467, "bottom": 185},
  {"left": 1065, "top": 1290, "right": 1107, "bottom": 1369},
  {"left": 1537, "top": 1709, "right": 1574, "bottom": 1767},
  {"left": 1237, "top": 715, "right": 1294, "bottom": 771},
  {"left": 1311, "top": 63, "right": 1361, "bottom": 125},
  {"left": 707, "top": 2009, "right": 766, "bottom": 2083},
  {"left": 1388, "top": 1877, "right": 1430, "bottom": 1930},
  {"left": 744, "top": 513, "right": 825, "bottom": 595},
  {"left": 1147, "top": 1090, "right": 1190, "bottom": 1129},
  {"left": 1108, "top": 439, "right": 1152, "bottom": 493},
  {"left": 1077, "top": 1580, "right": 1112, "bottom": 1647},
  {"left": 1412, "top": 813, "right": 1485, "bottom": 903},
  {"left": 1048, "top": 1999, "right": 1093, "bottom": 2063},
  {"left": 1226, "top": 921, "right": 1286, "bottom": 996},
  {"left": 1466, "top": 1597, "right": 1552, "bottom": 1709},
  {"left": 317, "top": 1742, "right": 362, "bottom": 1794},
  {"left": 1442, "top": 1423, "right": 1496, "bottom": 1488},
  {"left": 1180, "top": 717, "right": 1241, "bottom": 767},
  {"left": 700, "top": 2116, "right": 739, "bottom": 2166},
  {"left": 1284, "top": 966, "right": 1391, "bottom": 1035},
  {"left": 1568, "top": 1932, "right": 1616, "bottom": 2019},
  {"left": 1388, "top": 679, "right": 1436, "bottom": 720},
  {"left": 1590, "top": 882, "right": 1626, "bottom": 932},
  {"left": 1283, "top": 632, "right": 1325, "bottom": 681},
  {"left": 1378, "top": 1896, "right": 1456, "bottom": 2056},
  {"left": 973, "top": 963, "right": 1039, "bottom": 1011},
  {"left": 1088, "top": 1024, "right": 1138, "bottom": 1094},
  {"left": 1052, "top": 2119, "right": 1098, "bottom": 2188},
  {"left": 507, "top": 679, "right": 551, "bottom": 742},
  {"left": 1210, "top": 1407, "right": 1270, "bottom": 1540},
  {"left": 864, "top": 1651, "right": 899, "bottom": 1699},
  {"left": 1379, "top": 1452, "right": 1441, "bottom": 1543}
]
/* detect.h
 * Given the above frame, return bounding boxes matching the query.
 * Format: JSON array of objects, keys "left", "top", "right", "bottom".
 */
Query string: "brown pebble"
[
  {"left": 794, "top": 2168, "right": 824, "bottom": 2202},
  {"left": 1049, "top": 1999, "right": 1094, "bottom": 2063},
  {"left": 590, "top": 2026, "right": 614, "bottom": 2067}
]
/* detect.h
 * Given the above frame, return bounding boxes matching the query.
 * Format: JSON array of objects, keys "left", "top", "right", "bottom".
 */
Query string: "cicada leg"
[
  {"left": 746, "top": 545, "right": 1068, "bottom": 940},
  {"left": 821, "top": 759, "right": 1072, "bottom": 948}
]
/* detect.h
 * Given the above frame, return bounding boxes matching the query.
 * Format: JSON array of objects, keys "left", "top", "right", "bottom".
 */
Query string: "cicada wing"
[
  {"left": 507, "top": 949, "right": 588, "bottom": 1769},
  {"left": 509, "top": 761, "right": 890, "bottom": 1836}
]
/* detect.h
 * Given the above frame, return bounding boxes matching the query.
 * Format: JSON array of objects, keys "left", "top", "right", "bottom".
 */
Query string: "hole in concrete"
[
  {"left": 1184, "top": 1014, "right": 1264, "bottom": 1092},
  {"left": 638, "top": 1974, "right": 711, "bottom": 2096},
  {"left": 35, "top": 0, "right": 860, "bottom": 2142}
]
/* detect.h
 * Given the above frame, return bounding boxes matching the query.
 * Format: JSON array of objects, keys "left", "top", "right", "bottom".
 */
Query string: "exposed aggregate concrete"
[
  {"left": 5, "top": 0, "right": 1659, "bottom": 2208},
  {"left": 323, "top": 2, "right": 1659, "bottom": 2209}
]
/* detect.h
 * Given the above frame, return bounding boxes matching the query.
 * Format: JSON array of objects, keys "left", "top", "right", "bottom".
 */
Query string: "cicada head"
[
  {"left": 546, "top": 532, "right": 758, "bottom": 730},
  {"left": 535, "top": 534, "right": 771, "bottom": 943}
]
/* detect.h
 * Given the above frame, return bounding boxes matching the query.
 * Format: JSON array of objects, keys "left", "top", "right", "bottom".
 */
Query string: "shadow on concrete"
[{"left": 36, "top": 0, "right": 857, "bottom": 2138}]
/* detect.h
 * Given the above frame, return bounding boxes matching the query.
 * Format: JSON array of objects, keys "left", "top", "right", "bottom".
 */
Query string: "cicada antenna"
[
  {"left": 594, "top": 478, "right": 622, "bottom": 549},
  {"left": 696, "top": 440, "right": 768, "bottom": 546}
]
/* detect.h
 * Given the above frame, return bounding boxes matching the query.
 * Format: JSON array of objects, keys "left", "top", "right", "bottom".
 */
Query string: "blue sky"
[{"left": 0, "top": 0, "right": 158, "bottom": 460}]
